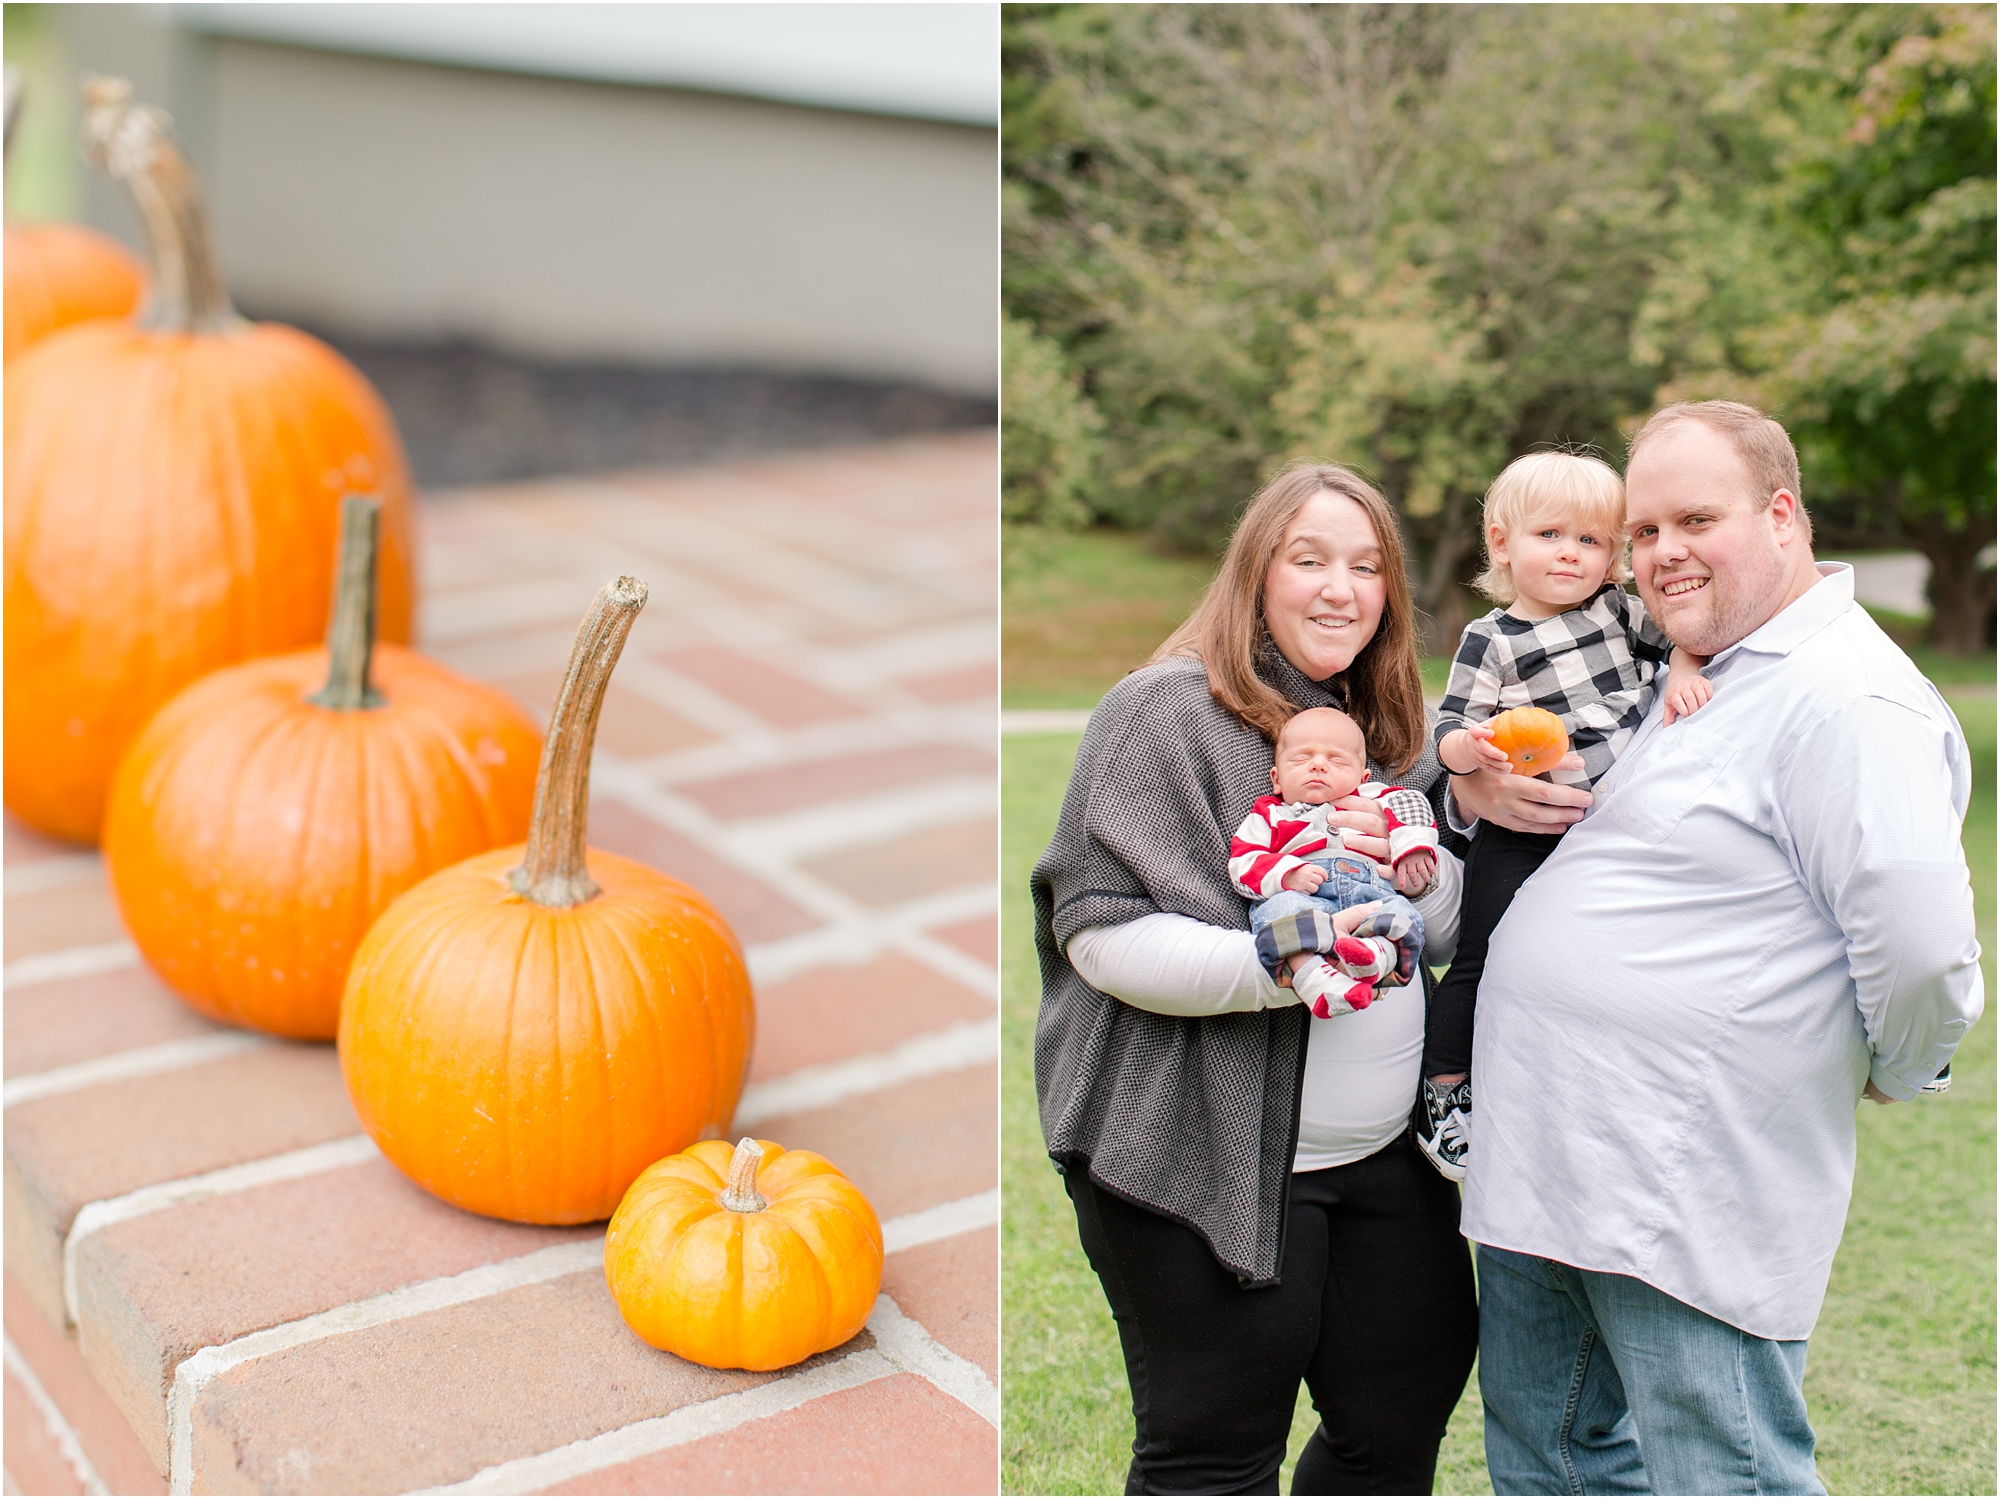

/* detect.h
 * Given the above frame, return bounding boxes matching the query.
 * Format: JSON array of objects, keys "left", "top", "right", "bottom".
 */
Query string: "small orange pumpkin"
[
  {"left": 338, "top": 577, "right": 756, "bottom": 1224},
  {"left": 4, "top": 220, "right": 145, "bottom": 363},
  {"left": 605, "top": 1137, "right": 884, "bottom": 1371},
  {"left": 1488, "top": 706, "right": 1571, "bottom": 776},
  {"left": 103, "top": 498, "right": 542, "bottom": 1040},
  {"left": 4, "top": 78, "right": 414, "bottom": 845},
  {"left": 2, "top": 81, "right": 146, "bottom": 361}
]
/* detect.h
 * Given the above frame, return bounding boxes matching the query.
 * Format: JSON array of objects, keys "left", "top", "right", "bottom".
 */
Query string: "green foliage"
[
  {"left": 1002, "top": 316, "right": 1104, "bottom": 574},
  {"left": 1004, "top": 3, "right": 1996, "bottom": 652},
  {"left": 1645, "top": 5, "right": 1997, "bottom": 650}
]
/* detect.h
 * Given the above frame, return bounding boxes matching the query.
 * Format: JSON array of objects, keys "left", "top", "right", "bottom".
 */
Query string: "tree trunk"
[
  {"left": 1411, "top": 490, "right": 1478, "bottom": 658},
  {"left": 1915, "top": 517, "right": 1997, "bottom": 654}
]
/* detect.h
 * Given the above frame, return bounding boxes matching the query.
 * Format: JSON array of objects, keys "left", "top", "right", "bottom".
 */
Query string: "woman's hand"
[
  {"left": 1327, "top": 794, "right": 1394, "bottom": 879},
  {"left": 1276, "top": 901, "right": 1383, "bottom": 986},
  {"left": 1450, "top": 758, "right": 1592, "bottom": 836}
]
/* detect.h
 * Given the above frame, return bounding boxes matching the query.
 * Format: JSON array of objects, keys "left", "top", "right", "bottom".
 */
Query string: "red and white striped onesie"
[{"left": 1227, "top": 784, "right": 1440, "bottom": 900}]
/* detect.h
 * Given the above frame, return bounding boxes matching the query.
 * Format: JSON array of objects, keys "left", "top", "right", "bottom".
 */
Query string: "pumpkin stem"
[
  {"left": 79, "top": 75, "right": 239, "bottom": 335},
  {"left": 719, "top": 1137, "right": 768, "bottom": 1214},
  {"left": 307, "top": 496, "right": 386, "bottom": 711},
  {"left": 508, "top": 575, "right": 649, "bottom": 908}
]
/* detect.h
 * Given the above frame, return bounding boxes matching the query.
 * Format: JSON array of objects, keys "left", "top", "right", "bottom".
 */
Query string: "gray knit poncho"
[{"left": 1032, "top": 650, "right": 1452, "bottom": 1285}]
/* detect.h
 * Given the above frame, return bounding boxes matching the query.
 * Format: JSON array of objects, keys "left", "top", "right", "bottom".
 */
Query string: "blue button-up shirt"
[{"left": 1463, "top": 564, "right": 1982, "bottom": 1340}]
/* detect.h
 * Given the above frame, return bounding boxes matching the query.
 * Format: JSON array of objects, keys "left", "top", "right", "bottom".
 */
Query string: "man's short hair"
[{"left": 1626, "top": 401, "right": 1803, "bottom": 509}]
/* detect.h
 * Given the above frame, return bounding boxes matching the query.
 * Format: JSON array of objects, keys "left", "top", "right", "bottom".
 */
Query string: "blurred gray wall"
[{"left": 60, "top": 5, "right": 997, "bottom": 395}]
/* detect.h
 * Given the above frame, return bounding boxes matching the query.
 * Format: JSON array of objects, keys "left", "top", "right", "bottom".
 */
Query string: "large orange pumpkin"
[
  {"left": 103, "top": 499, "right": 542, "bottom": 1040},
  {"left": 1488, "top": 706, "right": 1571, "bottom": 777},
  {"left": 605, "top": 1137, "right": 883, "bottom": 1371},
  {"left": 338, "top": 577, "right": 757, "bottom": 1224},
  {"left": 4, "top": 77, "right": 414, "bottom": 845}
]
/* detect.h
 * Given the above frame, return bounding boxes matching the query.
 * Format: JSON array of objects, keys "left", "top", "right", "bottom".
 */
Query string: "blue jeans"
[
  {"left": 1477, "top": 1245, "right": 1823, "bottom": 1496},
  {"left": 1246, "top": 853, "right": 1423, "bottom": 989}
]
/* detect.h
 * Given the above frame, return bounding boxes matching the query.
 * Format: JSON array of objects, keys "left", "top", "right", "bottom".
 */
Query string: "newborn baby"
[{"left": 1227, "top": 706, "right": 1436, "bottom": 1019}]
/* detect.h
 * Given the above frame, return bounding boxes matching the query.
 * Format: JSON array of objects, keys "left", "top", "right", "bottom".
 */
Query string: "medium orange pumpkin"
[
  {"left": 4, "top": 77, "right": 414, "bottom": 845},
  {"left": 338, "top": 577, "right": 756, "bottom": 1224},
  {"left": 103, "top": 499, "right": 541, "bottom": 1040},
  {"left": 605, "top": 1137, "right": 883, "bottom": 1371},
  {"left": 1488, "top": 705, "right": 1571, "bottom": 776}
]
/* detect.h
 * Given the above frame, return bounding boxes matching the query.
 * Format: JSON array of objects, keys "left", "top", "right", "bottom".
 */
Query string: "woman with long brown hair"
[{"left": 1033, "top": 460, "right": 1571, "bottom": 1493}]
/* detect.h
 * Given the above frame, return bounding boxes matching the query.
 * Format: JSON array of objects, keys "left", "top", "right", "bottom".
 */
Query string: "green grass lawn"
[
  {"left": 1004, "top": 529, "right": 1221, "bottom": 709},
  {"left": 1003, "top": 528, "right": 1995, "bottom": 1495}
]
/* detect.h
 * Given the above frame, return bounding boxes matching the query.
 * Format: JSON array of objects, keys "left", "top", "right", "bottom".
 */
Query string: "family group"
[{"left": 1033, "top": 400, "right": 1981, "bottom": 1496}]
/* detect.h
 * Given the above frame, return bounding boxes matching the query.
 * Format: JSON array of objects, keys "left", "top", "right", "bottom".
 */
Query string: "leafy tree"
[
  {"left": 1004, "top": 4, "right": 1995, "bottom": 651},
  {"left": 1003, "top": 315, "right": 1103, "bottom": 572},
  {"left": 1004, "top": 4, "right": 1745, "bottom": 649},
  {"left": 1648, "top": 5, "right": 1994, "bottom": 649}
]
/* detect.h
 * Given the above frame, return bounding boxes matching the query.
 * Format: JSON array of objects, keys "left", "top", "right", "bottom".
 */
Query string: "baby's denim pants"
[{"left": 1248, "top": 852, "right": 1425, "bottom": 991}]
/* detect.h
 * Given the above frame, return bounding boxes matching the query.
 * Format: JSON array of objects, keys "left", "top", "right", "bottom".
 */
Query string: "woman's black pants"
[{"left": 1066, "top": 1133, "right": 1479, "bottom": 1495}]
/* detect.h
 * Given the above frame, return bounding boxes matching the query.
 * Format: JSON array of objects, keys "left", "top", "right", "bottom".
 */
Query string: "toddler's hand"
[
  {"left": 1662, "top": 671, "right": 1714, "bottom": 726},
  {"left": 1283, "top": 864, "right": 1326, "bottom": 894},
  {"left": 1441, "top": 725, "right": 1512, "bottom": 775},
  {"left": 1393, "top": 851, "right": 1436, "bottom": 896}
]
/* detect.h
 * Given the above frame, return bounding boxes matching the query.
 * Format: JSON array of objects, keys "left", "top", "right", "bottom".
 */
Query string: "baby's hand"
[
  {"left": 1393, "top": 851, "right": 1436, "bottom": 896},
  {"left": 1662, "top": 673, "right": 1713, "bottom": 726},
  {"left": 1440, "top": 724, "right": 1512, "bottom": 775},
  {"left": 1661, "top": 647, "right": 1714, "bottom": 726},
  {"left": 1283, "top": 864, "right": 1326, "bottom": 895}
]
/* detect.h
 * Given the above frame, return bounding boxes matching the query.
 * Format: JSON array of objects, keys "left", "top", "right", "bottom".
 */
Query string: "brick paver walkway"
[{"left": 3, "top": 433, "right": 999, "bottom": 1495}]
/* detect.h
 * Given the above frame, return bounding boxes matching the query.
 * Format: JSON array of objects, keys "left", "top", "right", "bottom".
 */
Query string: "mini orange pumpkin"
[
  {"left": 605, "top": 1137, "right": 884, "bottom": 1371},
  {"left": 1488, "top": 705, "right": 1571, "bottom": 776},
  {"left": 4, "top": 78, "right": 414, "bottom": 845},
  {"left": 103, "top": 498, "right": 542, "bottom": 1040},
  {"left": 338, "top": 577, "right": 756, "bottom": 1224}
]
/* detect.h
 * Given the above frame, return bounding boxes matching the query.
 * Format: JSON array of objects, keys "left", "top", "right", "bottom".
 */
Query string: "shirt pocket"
[{"left": 1599, "top": 720, "right": 1738, "bottom": 845}]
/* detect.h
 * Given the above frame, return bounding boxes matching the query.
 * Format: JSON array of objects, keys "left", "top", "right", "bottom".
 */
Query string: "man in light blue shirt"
[{"left": 1462, "top": 401, "right": 1982, "bottom": 1495}]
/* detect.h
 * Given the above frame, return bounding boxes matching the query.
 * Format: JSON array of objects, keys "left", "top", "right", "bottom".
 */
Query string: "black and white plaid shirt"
[{"left": 1435, "top": 584, "right": 1673, "bottom": 790}]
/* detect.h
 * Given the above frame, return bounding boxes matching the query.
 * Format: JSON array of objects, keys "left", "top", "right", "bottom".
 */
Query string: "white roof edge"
[{"left": 170, "top": 2, "right": 999, "bottom": 128}]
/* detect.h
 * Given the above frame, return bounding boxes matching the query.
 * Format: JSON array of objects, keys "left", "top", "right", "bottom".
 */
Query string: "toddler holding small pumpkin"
[{"left": 1418, "top": 451, "right": 1711, "bottom": 1181}]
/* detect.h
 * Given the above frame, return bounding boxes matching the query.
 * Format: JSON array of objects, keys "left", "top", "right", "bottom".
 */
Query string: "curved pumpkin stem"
[
  {"left": 307, "top": 496, "right": 386, "bottom": 711},
  {"left": 719, "top": 1138, "right": 769, "bottom": 1214},
  {"left": 509, "top": 575, "right": 649, "bottom": 908},
  {"left": 79, "top": 74, "right": 238, "bottom": 335}
]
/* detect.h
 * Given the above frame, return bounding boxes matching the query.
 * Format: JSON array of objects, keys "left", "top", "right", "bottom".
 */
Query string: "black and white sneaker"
[
  {"left": 1414, "top": 1077, "right": 1471, "bottom": 1182},
  {"left": 1921, "top": 1063, "right": 1952, "bottom": 1094}
]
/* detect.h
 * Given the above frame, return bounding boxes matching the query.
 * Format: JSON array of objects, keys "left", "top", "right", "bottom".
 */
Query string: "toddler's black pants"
[{"left": 1422, "top": 821, "right": 1565, "bottom": 1079}]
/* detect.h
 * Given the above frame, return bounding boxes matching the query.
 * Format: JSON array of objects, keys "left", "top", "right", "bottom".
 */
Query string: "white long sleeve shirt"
[
  {"left": 1068, "top": 854, "right": 1461, "bottom": 1170},
  {"left": 1462, "top": 564, "right": 1982, "bottom": 1341}
]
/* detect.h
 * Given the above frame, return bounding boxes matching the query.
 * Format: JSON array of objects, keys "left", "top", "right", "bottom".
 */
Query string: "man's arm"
[{"left": 1785, "top": 696, "right": 1983, "bottom": 1100}]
